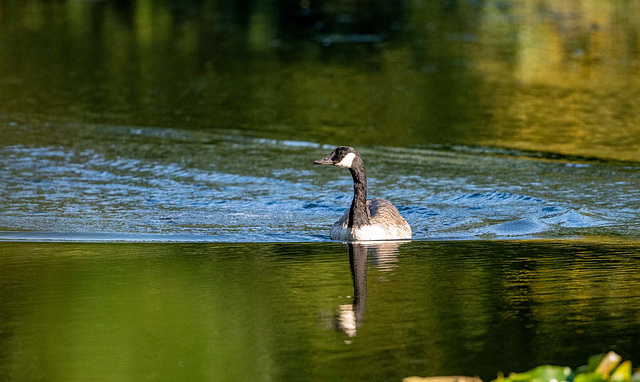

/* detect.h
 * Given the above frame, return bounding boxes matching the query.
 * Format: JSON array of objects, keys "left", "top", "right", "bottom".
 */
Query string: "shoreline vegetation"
[{"left": 406, "top": 351, "right": 640, "bottom": 382}]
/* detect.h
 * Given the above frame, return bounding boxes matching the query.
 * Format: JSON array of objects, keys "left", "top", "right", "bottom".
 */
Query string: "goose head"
[{"left": 313, "top": 146, "right": 359, "bottom": 169}]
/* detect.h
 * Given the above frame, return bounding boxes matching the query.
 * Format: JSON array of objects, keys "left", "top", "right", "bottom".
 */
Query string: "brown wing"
[
  {"left": 368, "top": 198, "right": 408, "bottom": 226},
  {"left": 333, "top": 209, "right": 349, "bottom": 228},
  {"left": 335, "top": 198, "right": 409, "bottom": 227},
  {"left": 368, "top": 198, "right": 412, "bottom": 238}
]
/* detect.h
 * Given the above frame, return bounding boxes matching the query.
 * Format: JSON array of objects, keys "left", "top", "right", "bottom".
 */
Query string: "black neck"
[{"left": 348, "top": 156, "right": 370, "bottom": 228}]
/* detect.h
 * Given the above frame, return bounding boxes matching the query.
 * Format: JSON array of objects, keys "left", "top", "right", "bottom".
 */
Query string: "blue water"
[{"left": 1, "top": 122, "right": 638, "bottom": 243}]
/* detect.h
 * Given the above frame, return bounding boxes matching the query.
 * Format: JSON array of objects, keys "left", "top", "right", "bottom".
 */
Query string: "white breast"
[{"left": 330, "top": 222, "right": 411, "bottom": 241}]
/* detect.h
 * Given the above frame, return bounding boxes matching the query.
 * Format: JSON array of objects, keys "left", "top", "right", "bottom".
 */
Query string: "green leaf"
[
  {"left": 574, "top": 372, "right": 605, "bottom": 382},
  {"left": 587, "top": 355, "right": 607, "bottom": 373},
  {"left": 610, "top": 361, "right": 632, "bottom": 382},
  {"left": 492, "top": 365, "right": 572, "bottom": 382}
]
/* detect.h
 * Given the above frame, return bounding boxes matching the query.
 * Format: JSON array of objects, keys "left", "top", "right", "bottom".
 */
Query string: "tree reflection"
[
  {"left": 1, "top": 0, "right": 639, "bottom": 160},
  {"left": 275, "top": 0, "right": 404, "bottom": 46}
]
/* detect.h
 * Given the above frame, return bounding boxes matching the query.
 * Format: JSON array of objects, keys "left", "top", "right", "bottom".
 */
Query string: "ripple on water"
[
  {"left": 483, "top": 219, "right": 548, "bottom": 236},
  {"left": 0, "top": 124, "right": 638, "bottom": 242}
]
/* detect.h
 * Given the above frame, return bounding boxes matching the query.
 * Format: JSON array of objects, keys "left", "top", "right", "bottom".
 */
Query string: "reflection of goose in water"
[
  {"left": 314, "top": 146, "right": 412, "bottom": 241},
  {"left": 336, "top": 241, "right": 405, "bottom": 338}
]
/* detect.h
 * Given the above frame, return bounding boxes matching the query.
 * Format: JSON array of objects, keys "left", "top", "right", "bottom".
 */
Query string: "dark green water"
[
  {"left": 1, "top": 240, "right": 639, "bottom": 382},
  {"left": 1, "top": 1, "right": 640, "bottom": 380},
  {"left": 1, "top": 0, "right": 640, "bottom": 161}
]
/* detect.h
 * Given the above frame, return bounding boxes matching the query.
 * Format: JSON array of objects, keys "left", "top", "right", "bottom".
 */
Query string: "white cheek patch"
[{"left": 335, "top": 152, "right": 356, "bottom": 168}]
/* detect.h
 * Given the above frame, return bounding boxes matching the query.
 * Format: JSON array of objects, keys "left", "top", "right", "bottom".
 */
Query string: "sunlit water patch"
[{"left": 1, "top": 122, "right": 638, "bottom": 242}]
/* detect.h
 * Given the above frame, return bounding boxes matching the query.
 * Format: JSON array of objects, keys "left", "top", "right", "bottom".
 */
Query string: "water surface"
[
  {"left": 1, "top": 1, "right": 640, "bottom": 161},
  {"left": 1, "top": 122, "right": 638, "bottom": 241},
  {"left": 1, "top": 1, "right": 640, "bottom": 380},
  {"left": 1, "top": 240, "right": 639, "bottom": 381},
  {"left": 1, "top": 0, "right": 639, "bottom": 242}
]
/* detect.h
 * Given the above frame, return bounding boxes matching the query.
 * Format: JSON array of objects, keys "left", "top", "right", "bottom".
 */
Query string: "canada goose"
[{"left": 313, "top": 146, "right": 412, "bottom": 241}]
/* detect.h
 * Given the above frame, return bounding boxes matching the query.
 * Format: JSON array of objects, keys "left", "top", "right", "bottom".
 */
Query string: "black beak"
[{"left": 313, "top": 155, "right": 333, "bottom": 165}]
